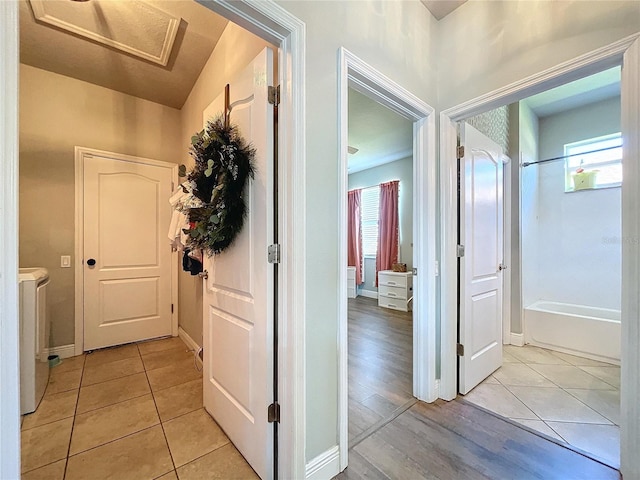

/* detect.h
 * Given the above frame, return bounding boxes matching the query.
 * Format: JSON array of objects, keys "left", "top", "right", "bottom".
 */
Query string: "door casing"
[
  {"left": 440, "top": 33, "right": 640, "bottom": 478},
  {"left": 74, "top": 147, "right": 179, "bottom": 355},
  {"left": 337, "top": 47, "right": 438, "bottom": 471}
]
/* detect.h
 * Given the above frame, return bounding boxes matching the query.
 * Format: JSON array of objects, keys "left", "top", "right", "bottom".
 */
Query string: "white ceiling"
[
  {"left": 420, "top": 0, "right": 468, "bottom": 20},
  {"left": 348, "top": 89, "right": 413, "bottom": 174},
  {"left": 524, "top": 67, "right": 621, "bottom": 118},
  {"left": 20, "top": 0, "right": 229, "bottom": 109}
]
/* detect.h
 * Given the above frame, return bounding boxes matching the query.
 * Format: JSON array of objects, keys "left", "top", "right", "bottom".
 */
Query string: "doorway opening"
[
  {"left": 455, "top": 68, "right": 623, "bottom": 468},
  {"left": 16, "top": 1, "right": 305, "bottom": 478},
  {"left": 346, "top": 87, "right": 416, "bottom": 448},
  {"left": 337, "top": 48, "right": 437, "bottom": 470}
]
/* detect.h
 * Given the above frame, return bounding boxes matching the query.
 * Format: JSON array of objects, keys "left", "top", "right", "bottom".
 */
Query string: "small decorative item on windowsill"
[
  {"left": 179, "top": 115, "right": 255, "bottom": 255},
  {"left": 572, "top": 168, "right": 598, "bottom": 191},
  {"left": 392, "top": 263, "right": 407, "bottom": 272}
]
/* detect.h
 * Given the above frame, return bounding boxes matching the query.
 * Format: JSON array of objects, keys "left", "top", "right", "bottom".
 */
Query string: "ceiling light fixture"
[{"left": 348, "top": 146, "right": 359, "bottom": 155}]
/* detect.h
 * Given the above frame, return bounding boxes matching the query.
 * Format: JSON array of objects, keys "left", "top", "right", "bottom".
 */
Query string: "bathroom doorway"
[{"left": 461, "top": 67, "right": 622, "bottom": 468}]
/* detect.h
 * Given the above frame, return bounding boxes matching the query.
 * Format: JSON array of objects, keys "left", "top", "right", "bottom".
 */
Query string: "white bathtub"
[{"left": 524, "top": 300, "right": 621, "bottom": 364}]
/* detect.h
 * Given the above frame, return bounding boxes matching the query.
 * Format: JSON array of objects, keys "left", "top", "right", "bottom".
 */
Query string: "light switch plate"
[{"left": 61, "top": 255, "right": 71, "bottom": 268}]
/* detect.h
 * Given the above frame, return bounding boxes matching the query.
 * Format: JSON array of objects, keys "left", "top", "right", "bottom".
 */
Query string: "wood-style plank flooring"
[
  {"left": 339, "top": 296, "right": 620, "bottom": 480},
  {"left": 347, "top": 297, "right": 414, "bottom": 446}
]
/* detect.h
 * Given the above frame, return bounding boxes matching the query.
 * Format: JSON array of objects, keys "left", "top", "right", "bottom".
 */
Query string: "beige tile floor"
[
  {"left": 464, "top": 344, "right": 620, "bottom": 468},
  {"left": 21, "top": 337, "right": 259, "bottom": 480}
]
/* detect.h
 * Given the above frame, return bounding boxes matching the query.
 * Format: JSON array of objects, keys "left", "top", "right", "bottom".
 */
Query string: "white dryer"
[{"left": 19, "top": 267, "right": 51, "bottom": 414}]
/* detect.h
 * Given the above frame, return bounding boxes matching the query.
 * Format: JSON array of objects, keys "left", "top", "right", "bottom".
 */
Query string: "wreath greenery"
[{"left": 182, "top": 116, "right": 256, "bottom": 255}]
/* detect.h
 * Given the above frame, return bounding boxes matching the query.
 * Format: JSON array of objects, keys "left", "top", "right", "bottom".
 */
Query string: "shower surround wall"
[
  {"left": 519, "top": 96, "right": 621, "bottom": 360},
  {"left": 530, "top": 96, "right": 622, "bottom": 311}
]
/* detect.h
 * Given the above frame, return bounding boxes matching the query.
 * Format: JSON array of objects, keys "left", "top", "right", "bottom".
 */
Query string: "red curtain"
[
  {"left": 347, "top": 189, "right": 363, "bottom": 285},
  {"left": 376, "top": 181, "right": 399, "bottom": 286}
]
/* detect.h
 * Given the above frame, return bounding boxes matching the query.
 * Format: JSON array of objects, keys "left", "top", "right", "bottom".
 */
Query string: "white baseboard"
[
  {"left": 510, "top": 333, "right": 525, "bottom": 346},
  {"left": 44, "top": 344, "right": 76, "bottom": 359},
  {"left": 358, "top": 289, "right": 378, "bottom": 299},
  {"left": 306, "top": 446, "right": 340, "bottom": 480},
  {"left": 178, "top": 327, "right": 203, "bottom": 368}
]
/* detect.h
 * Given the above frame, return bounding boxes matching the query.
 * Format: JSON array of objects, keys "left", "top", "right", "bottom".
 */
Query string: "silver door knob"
[
  {"left": 498, "top": 264, "right": 508, "bottom": 271},
  {"left": 198, "top": 270, "right": 208, "bottom": 279}
]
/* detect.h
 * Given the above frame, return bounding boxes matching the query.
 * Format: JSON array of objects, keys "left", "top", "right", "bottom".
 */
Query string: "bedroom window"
[
  {"left": 564, "top": 133, "right": 622, "bottom": 192},
  {"left": 360, "top": 185, "right": 380, "bottom": 257}
]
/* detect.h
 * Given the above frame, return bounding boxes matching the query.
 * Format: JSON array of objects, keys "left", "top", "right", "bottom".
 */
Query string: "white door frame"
[
  {"left": 0, "top": 1, "right": 20, "bottom": 478},
  {"left": 338, "top": 47, "right": 437, "bottom": 470},
  {"left": 193, "top": 2, "right": 307, "bottom": 478},
  {"left": 1, "top": 1, "right": 307, "bottom": 478},
  {"left": 74, "top": 147, "right": 179, "bottom": 356},
  {"left": 439, "top": 33, "right": 640, "bottom": 478}
]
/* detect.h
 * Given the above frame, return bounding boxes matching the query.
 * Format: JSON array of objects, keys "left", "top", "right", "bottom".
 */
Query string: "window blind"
[{"left": 360, "top": 186, "right": 380, "bottom": 257}]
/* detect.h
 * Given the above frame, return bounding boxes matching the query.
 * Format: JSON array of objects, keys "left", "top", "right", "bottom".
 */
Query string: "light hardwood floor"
[
  {"left": 340, "top": 296, "right": 620, "bottom": 480},
  {"left": 347, "top": 296, "right": 414, "bottom": 447}
]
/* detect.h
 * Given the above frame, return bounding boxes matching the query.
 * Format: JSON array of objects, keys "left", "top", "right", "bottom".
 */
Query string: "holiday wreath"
[{"left": 181, "top": 116, "right": 256, "bottom": 255}]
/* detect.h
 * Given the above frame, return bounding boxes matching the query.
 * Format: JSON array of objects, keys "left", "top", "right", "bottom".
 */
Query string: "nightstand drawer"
[
  {"left": 379, "top": 285, "right": 409, "bottom": 300},
  {"left": 377, "top": 297, "right": 410, "bottom": 312},
  {"left": 378, "top": 274, "right": 407, "bottom": 288}
]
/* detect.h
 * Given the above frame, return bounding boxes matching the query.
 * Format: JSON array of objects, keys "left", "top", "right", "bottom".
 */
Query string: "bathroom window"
[
  {"left": 361, "top": 185, "right": 380, "bottom": 257},
  {"left": 564, "top": 133, "right": 622, "bottom": 192}
]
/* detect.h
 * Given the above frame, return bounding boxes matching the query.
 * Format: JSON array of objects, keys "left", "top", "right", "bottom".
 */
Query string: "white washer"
[{"left": 19, "top": 267, "right": 51, "bottom": 414}]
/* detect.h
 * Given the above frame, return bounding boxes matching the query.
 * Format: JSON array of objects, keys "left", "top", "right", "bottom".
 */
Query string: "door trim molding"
[
  {"left": 196, "top": 2, "right": 307, "bottom": 478},
  {"left": 439, "top": 33, "right": 640, "bottom": 478},
  {"left": 338, "top": 47, "right": 437, "bottom": 472},
  {"left": 74, "top": 146, "right": 179, "bottom": 356},
  {"left": 0, "top": 2, "right": 20, "bottom": 478},
  {"left": 305, "top": 446, "right": 340, "bottom": 480}
]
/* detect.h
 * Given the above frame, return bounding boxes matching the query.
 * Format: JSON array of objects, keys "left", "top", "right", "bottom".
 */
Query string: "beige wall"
[
  {"left": 177, "top": 22, "right": 275, "bottom": 347},
  {"left": 19, "top": 64, "right": 182, "bottom": 347}
]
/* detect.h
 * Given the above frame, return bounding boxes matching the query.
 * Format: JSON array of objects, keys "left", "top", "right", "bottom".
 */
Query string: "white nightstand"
[
  {"left": 347, "top": 266, "right": 357, "bottom": 298},
  {"left": 377, "top": 270, "right": 412, "bottom": 312}
]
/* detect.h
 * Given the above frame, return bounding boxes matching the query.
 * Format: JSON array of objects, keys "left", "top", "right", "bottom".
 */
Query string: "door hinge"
[
  {"left": 456, "top": 245, "right": 465, "bottom": 257},
  {"left": 171, "top": 303, "right": 174, "bottom": 314},
  {"left": 268, "top": 402, "right": 280, "bottom": 423},
  {"left": 412, "top": 267, "right": 417, "bottom": 275},
  {"left": 457, "top": 145, "right": 465, "bottom": 159},
  {"left": 268, "top": 244, "right": 281, "bottom": 264},
  {"left": 457, "top": 343, "right": 465, "bottom": 356},
  {"left": 268, "top": 85, "right": 280, "bottom": 107}
]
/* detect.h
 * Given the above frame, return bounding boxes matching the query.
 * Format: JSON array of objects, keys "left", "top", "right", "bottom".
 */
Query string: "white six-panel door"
[
  {"left": 459, "top": 123, "right": 504, "bottom": 395},
  {"left": 202, "top": 48, "right": 274, "bottom": 480},
  {"left": 83, "top": 153, "right": 173, "bottom": 350}
]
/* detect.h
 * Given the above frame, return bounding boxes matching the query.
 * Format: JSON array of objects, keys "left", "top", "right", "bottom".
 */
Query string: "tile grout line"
[
  {"left": 558, "top": 382, "right": 618, "bottom": 424},
  {"left": 474, "top": 349, "right": 618, "bottom": 453},
  {"left": 62, "top": 352, "right": 87, "bottom": 480},
  {"left": 522, "top": 359, "right": 616, "bottom": 425},
  {"left": 141, "top": 342, "right": 179, "bottom": 477},
  {"left": 170, "top": 438, "right": 233, "bottom": 475},
  {"left": 501, "top": 358, "right": 613, "bottom": 426},
  {"left": 24, "top": 339, "right": 192, "bottom": 478}
]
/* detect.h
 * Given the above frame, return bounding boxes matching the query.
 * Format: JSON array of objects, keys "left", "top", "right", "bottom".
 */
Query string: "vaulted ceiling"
[{"left": 20, "top": 0, "right": 229, "bottom": 109}]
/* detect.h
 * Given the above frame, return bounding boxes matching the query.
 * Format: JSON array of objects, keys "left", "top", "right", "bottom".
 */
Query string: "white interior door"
[
  {"left": 202, "top": 47, "right": 274, "bottom": 480},
  {"left": 459, "top": 123, "right": 504, "bottom": 395},
  {"left": 83, "top": 153, "right": 173, "bottom": 350}
]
